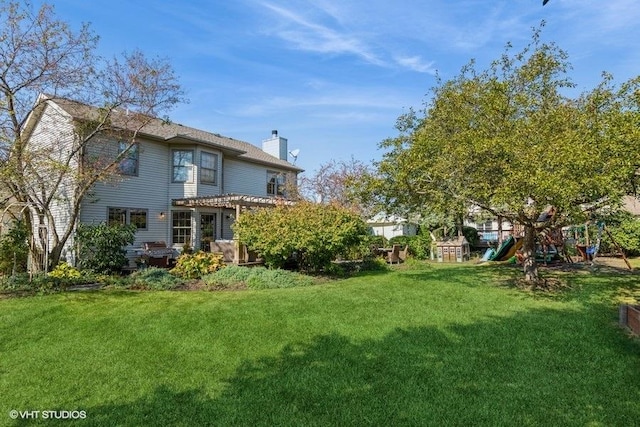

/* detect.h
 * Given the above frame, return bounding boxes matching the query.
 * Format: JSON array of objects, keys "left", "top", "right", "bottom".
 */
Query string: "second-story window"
[
  {"left": 118, "top": 142, "right": 138, "bottom": 176},
  {"left": 172, "top": 150, "right": 194, "bottom": 183},
  {"left": 267, "top": 171, "right": 285, "bottom": 196},
  {"left": 200, "top": 152, "right": 218, "bottom": 185}
]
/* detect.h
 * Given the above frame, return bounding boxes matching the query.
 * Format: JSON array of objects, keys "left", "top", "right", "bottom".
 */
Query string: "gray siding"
[
  {"left": 24, "top": 102, "right": 78, "bottom": 262},
  {"left": 223, "top": 159, "right": 270, "bottom": 196},
  {"left": 81, "top": 138, "right": 171, "bottom": 247}
]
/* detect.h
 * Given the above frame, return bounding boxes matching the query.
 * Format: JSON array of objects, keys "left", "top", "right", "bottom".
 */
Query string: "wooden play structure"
[{"left": 569, "top": 222, "right": 632, "bottom": 270}]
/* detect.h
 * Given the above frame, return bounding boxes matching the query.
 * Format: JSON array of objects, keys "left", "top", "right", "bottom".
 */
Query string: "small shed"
[{"left": 436, "top": 236, "right": 471, "bottom": 263}]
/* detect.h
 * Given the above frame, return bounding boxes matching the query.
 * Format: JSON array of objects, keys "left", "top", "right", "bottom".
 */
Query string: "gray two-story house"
[{"left": 23, "top": 96, "right": 302, "bottom": 266}]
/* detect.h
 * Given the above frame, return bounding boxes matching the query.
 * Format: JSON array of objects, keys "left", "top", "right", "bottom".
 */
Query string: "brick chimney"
[{"left": 262, "top": 130, "right": 288, "bottom": 161}]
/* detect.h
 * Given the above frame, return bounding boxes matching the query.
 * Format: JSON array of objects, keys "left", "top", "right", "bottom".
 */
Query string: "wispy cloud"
[
  {"left": 228, "top": 88, "right": 409, "bottom": 119},
  {"left": 394, "top": 55, "right": 437, "bottom": 74},
  {"left": 260, "top": 2, "right": 386, "bottom": 66}
]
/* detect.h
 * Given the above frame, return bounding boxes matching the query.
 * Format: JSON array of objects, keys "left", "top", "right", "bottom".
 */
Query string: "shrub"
[
  {"left": 0, "top": 264, "right": 92, "bottom": 293},
  {"left": 607, "top": 218, "right": 640, "bottom": 256},
  {"left": 0, "top": 273, "right": 34, "bottom": 292},
  {"left": 203, "top": 265, "right": 255, "bottom": 287},
  {"left": 170, "top": 251, "right": 225, "bottom": 279},
  {"left": 387, "top": 232, "right": 433, "bottom": 260},
  {"left": 246, "top": 268, "right": 314, "bottom": 290},
  {"left": 368, "top": 235, "right": 388, "bottom": 249},
  {"left": 233, "top": 201, "right": 369, "bottom": 272},
  {"left": 359, "top": 257, "right": 391, "bottom": 272},
  {"left": 48, "top": 262, "right": 82, "bottom": 280},
  {"left": 0, "top": 220, "right": 29, "bottom": 275},
  {"left": 129, "top": 267, "right": 182, "bottom": 290},
  {"left": 75, "top": 223, "right": 136, "bottom": 274},
  {"left": 462, "top": 226, "right": 480, "bottom": 248},
  {"left": 203, "top": 265, "right": 314, "bottom": 290},
  {"left": 43, "top": 262, "right": 94, "bottom": 290}
]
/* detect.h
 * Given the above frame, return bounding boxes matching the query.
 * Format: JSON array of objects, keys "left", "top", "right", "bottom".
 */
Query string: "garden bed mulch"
[{"left": 67, "top": 283, "right": 103, "bottom": 291}]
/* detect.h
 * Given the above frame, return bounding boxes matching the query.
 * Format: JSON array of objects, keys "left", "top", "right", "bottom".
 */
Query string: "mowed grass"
[{"left": 1, "top": 263, "right": 640, "bottom": 426}]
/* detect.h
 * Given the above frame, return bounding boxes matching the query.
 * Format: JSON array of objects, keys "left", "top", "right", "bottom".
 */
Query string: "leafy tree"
[
  {"left": 298, "top": 157, "right": 374, "bottom": 215},
  {"left": 0, "top": 1, "right": 185, "bottom": 270},
  {"left": 607, "top": 217, "right": 640, "bottom": 256},
  {"left": 372, "top": 23, "right": 640, "bottom": 282},
  {"left": 233, "top": 201, "right": 369, "bottom": 272}
]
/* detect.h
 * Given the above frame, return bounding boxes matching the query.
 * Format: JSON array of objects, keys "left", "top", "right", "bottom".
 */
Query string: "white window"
[
  {"left": 267, "top": 171, "right": 285, "bottom": 196},
  {"left": 172, "top": 211, "right": 192, "bottom": 244},
  {"left": 172, "top": 150, "right": 194, "bottom": 183},
  {"left": 200, "top": 152, "right": 218, "bottom": 185}
]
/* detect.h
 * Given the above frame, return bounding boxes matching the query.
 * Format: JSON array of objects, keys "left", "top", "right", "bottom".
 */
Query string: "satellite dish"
[{"left": 288, "top": 149, "right": 300, "bottom": 164}]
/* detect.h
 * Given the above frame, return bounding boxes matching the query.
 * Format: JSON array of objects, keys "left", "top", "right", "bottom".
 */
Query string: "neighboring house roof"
[
  {"left": 367, "top": 213, "right": 415, "bottom": 226},
  {"left": 44, "top": 95, "right": 303, "bottom": 173}
]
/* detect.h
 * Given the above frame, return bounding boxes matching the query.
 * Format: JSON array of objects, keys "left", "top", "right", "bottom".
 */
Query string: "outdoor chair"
[
  {"left": 398, "top": 245, "right": 409, "bottom": 262},
  {"left": 387, "top": 245, "right": 401, "bottom": 264}
]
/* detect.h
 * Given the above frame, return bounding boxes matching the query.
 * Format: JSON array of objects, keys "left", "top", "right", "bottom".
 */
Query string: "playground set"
[{"left": 480, "top": 220, "right": 632, "bottom": 270}]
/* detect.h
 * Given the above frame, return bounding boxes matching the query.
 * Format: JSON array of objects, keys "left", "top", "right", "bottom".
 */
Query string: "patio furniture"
[
  {"left": 387, "top": 245, "right": 401, "bottom": 264},
  {"left": 399, "top": 245, "right": 409, "bottom": 262},
  {"left": 142, "top": 241, "right": 174, "bottom": 267}
]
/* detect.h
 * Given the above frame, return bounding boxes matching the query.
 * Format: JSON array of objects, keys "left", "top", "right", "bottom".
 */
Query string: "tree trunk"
[{"left": 522, "top": 224, "right": 539, "bottom": 282}]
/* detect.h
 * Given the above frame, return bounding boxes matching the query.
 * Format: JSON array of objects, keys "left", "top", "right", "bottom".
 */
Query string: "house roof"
[
  {"left": 47, "top": 96, "right": 303, "bottom": 173},
  {"left": 367, "top": 212, "right": 416, "bottom": 226}
]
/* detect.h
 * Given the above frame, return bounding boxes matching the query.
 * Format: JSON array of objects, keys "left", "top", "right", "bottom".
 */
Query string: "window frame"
[
  {"left": 172, "top": 149, "right": 194, "bottom": 183},
  {"left": 172, "top": 211, "right": 192, "bottom": 245},
  {"left": 200, "top": 152, "right": 218, "bottom": 185},
  {"left": 107, "top": 207, "right": 148, "bottom": 230},
  {"left": 266, "top": 170, "right": 285, "bottom": 196},
  {"left": 117, "top": 142, "right": 139, "bottom": 176},
  {"left": 199, "top": 213, "right": 217, "bottom": 251}
]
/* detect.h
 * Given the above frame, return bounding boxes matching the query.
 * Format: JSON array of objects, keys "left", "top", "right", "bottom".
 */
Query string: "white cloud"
[
  {"left": 394, "top": 55, "right": 437, "bottom": 74},
  {"left": 260, "top": 2, "right": 386, "bottom": 66}
]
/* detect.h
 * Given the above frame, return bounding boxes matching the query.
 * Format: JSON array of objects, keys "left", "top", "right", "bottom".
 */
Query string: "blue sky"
[{"left": 34, "top": 0, "right": 640, "bottom": 174}]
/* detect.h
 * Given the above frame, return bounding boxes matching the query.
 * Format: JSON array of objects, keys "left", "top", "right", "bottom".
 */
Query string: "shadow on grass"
[
  {"left": 15, "top": 307, "right": 640, "bottom": 427},
  {"left": 395, "top": 262, "right": 521, "bottom": 289},
  {"left": 398, "top": 262, "right": 640, "bottom": 306}
]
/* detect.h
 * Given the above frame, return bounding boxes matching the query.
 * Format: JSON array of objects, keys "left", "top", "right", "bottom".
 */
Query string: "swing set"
[{"left": 570, "top": 221, "right": 632, "bottom": 270}]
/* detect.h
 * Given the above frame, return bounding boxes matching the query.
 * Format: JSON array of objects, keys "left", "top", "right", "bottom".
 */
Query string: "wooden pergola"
[
  {"left": 173, "top": 193, "right": 295, "bottom": 210},
  {"left": 171, "top": 194, "right": 296, "bottom": 264}
]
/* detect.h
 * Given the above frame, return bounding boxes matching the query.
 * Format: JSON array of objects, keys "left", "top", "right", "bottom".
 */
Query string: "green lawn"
[{"left": 1, "top": 263, "right": 639, "bottom": 426}]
